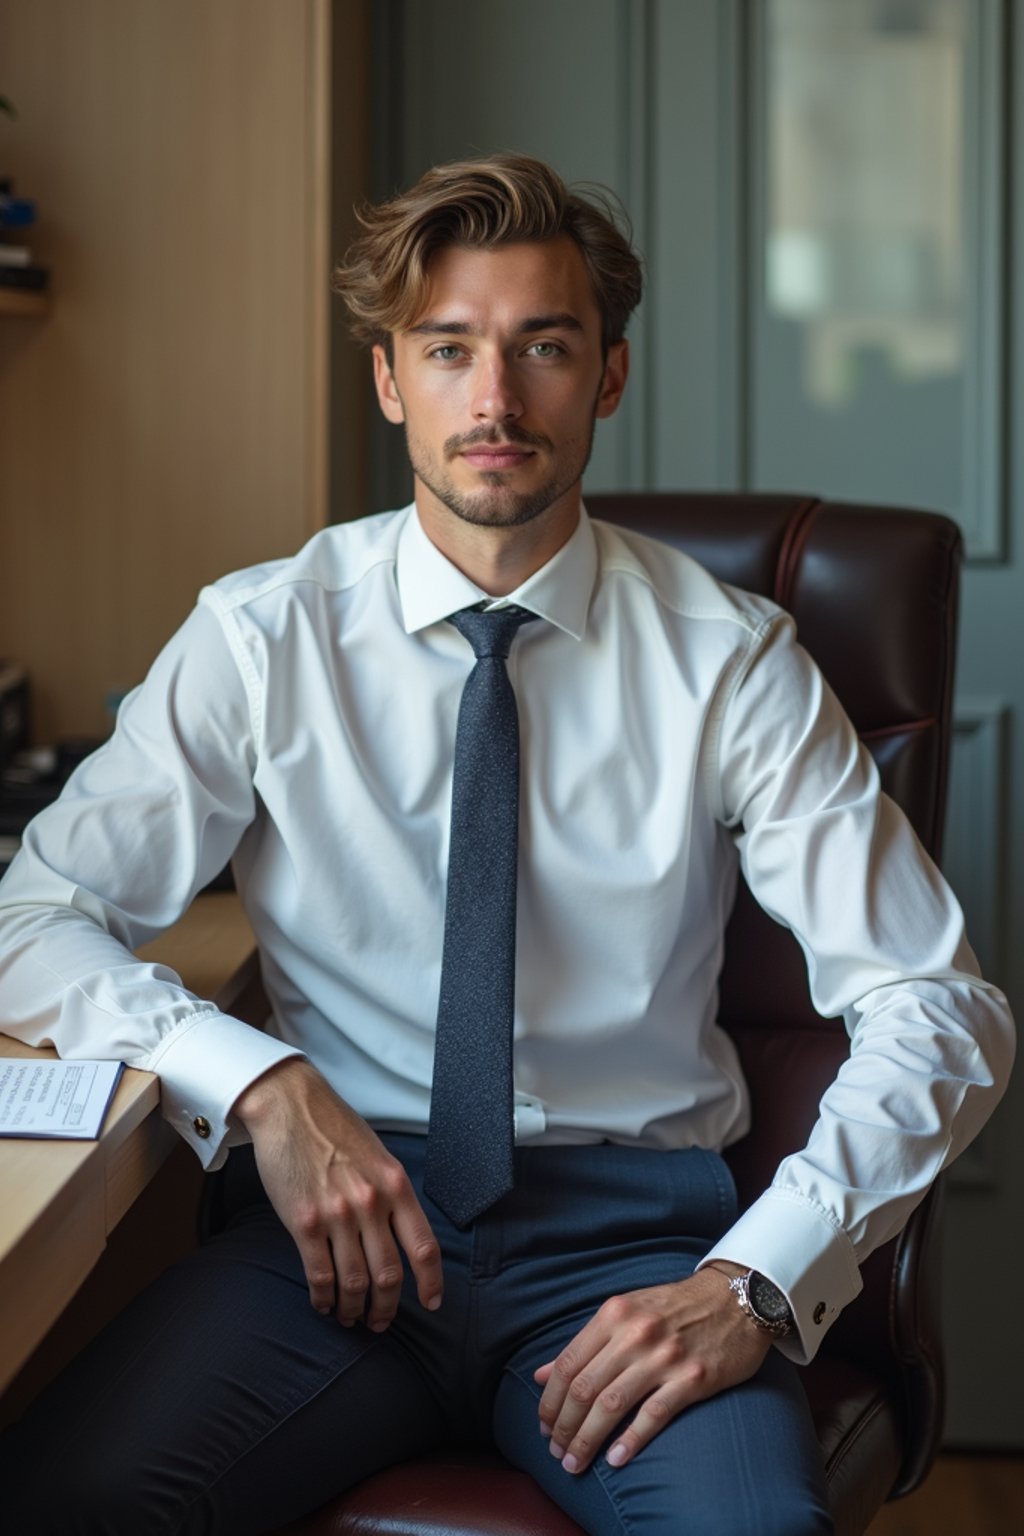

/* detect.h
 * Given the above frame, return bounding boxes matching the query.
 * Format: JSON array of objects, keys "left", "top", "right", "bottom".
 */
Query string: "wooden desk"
[{"left": 0, "top": 892, "right": 257, "bottom": 1393}]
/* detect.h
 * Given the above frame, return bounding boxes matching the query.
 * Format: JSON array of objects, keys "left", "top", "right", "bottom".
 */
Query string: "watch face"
[{"left": 749, "top": 1272, "right": 791, "bottom": 1325}]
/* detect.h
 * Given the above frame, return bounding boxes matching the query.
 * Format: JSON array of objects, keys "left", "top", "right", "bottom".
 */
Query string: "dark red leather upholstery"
[{"left": 274, "top": 494, "right": 960, "bottom": 1536}]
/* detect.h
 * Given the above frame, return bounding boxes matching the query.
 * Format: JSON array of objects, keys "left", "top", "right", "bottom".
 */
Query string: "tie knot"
[{"left": 448, "top": 604, "right": 536, "bottom": 660}]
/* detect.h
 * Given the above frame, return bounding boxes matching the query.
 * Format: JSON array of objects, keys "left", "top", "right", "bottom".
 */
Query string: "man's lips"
[{"left": 460, "top": 447, "right": 535, "bottom": 470}]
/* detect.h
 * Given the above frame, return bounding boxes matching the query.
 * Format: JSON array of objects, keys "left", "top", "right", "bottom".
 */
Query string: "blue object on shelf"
[{"left": 0, "top": 196, "right": 36, "bottom": 228}]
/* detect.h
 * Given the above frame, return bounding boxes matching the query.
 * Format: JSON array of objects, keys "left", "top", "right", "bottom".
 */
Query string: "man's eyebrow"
[
  {"left": 407, "top": 313, "right": 585, "bottom": 337},
  {"left": 516, "top": 313, "right": 584, "bottom": 334},
  {"left": 407, "top": 320, "right": 474, "bottom": 336}
]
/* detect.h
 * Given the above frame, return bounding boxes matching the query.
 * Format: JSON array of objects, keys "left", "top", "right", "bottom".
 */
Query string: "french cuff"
[
  {"left": 145, "top": 1009, "right": 304, "bottom": 1170},
  {"left": 696, "top": 1185, "right": 862, "bottom": 1364}
]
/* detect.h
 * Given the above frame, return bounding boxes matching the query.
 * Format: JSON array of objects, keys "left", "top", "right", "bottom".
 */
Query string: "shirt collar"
[{"left": 396, "top": 503, "right": 597, "bottom": 642}]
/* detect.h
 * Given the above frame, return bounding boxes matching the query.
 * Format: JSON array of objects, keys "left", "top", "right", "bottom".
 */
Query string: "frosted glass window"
[{"left": 752, "top": 0, "right": 1000, "bottom": 553}]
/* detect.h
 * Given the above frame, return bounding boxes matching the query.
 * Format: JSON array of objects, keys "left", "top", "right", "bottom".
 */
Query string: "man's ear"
[
  {"left": 372, "top": 343, "right": 405, "bottom": 424},
  {"left": 595, "top": 340, "right": 629, "bottom": 420}
]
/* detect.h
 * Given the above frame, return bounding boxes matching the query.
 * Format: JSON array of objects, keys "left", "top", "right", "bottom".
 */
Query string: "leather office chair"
[{"left": 272, "top": 493, "right": 961, "bottom": 1536}]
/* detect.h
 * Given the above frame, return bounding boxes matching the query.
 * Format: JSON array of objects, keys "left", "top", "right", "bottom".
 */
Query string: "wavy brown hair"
[{"left": 333, "top": 153, "right": 644, "bottom": 353}]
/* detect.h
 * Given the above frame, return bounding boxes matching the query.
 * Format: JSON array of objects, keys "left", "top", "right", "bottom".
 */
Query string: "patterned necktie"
[{"left": 423, "top": 603, "right": 537, "bottom": 1228}]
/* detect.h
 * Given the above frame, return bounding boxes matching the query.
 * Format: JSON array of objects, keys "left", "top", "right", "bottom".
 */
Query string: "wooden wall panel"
[
  {"left": 0, "top": 0, "right": 331, "bottom": 740},
  {"left": 329, "top": 0, "right": 372, "bottom": 523}
]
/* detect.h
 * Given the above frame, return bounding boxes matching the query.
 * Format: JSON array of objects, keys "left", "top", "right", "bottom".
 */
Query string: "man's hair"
[{"left": 333, "top": 152, "right": 644, "bottom": 353}]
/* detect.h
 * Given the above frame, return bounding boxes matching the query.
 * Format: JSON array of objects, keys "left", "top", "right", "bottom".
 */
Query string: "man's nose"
[{"left": 471, "top": 357, "right": 524, "bottom": 423}]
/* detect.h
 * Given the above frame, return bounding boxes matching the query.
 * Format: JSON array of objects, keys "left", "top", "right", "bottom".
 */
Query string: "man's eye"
[
  {"left": 430, "top": 344, "right": 462, "bottom": 361},
  {"left": 527, "top": 341, "right": 562, "bottom": 358}
]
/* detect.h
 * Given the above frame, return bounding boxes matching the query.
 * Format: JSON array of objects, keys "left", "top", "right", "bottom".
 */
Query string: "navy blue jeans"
[{"left": 0, "top": 1136, "right": 833, "bottom": 1534}]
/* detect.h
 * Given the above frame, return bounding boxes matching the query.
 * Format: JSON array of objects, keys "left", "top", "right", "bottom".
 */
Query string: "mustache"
[{"left": 444, "top": 424, "right": 552, "bottom": 458}]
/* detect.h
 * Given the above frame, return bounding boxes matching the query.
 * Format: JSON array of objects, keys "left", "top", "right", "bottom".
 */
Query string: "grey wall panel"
[
  {"left": 944, "top": 702, "right": 1009, "bottom": 985},
  {"left": 944, "top": 701, "right": 1009, "bottom": 1199},
  {"left": 649, "top": 0, "right": 743, "bottom": 488}
]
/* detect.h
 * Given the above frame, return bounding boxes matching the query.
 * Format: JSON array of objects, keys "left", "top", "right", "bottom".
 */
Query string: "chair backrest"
[{"left": 588, "top": 491, "right": 961, "bottom": 1495}]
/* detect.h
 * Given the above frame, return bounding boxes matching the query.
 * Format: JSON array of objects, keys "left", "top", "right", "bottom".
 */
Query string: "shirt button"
[
  {"left": 193, "top": 1115, "right": 212, "bottom": 1139},
  {"left": 813, "top": 1302, "right": 826, "bottom": 1325}
]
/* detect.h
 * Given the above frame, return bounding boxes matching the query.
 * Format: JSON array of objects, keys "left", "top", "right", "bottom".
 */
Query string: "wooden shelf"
[{"left": 0, "top": 288, "right": 50, "bottom": 318}]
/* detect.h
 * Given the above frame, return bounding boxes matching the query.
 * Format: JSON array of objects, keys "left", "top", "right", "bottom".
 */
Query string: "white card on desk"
[{"left": 0, "top": 1058, "right": 124, "bottom": 1140}]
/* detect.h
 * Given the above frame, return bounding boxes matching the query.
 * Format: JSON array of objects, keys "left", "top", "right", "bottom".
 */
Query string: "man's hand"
[
  {"left": 232, "top": 1058, "right": 443, "bottom": 1330},
  {"left": 534, "top": 1264, "right": 771, "bottom": 1475}
]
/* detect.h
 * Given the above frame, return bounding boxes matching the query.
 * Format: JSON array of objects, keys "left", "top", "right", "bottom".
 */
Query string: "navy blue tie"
[{"left": 423, "top": 604, "right": 536, "bottom": 1228}]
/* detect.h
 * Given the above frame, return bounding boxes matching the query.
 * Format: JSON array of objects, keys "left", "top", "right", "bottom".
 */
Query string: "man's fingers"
[
  {"left": 332, "top": 1236, "right": 372, "bottom": 1326},
  {"left": 536, "top": 1313, "right": 615, "bottom": 1434},
  {"left": 565, "top": 1364, "right": 701, "bottom": 1473},
  {"left": 392, "top": 1201, "right": 444, "bottom": 1312},
  {"left": 296, "top": 1233, "right": 341, "bottom": 1316},
  {"left": 605, "top": 1384, "right": 694, "bottom": 1469},
  {"left": 360, "top": 1226, "right": 407, "bottom": 1332},
  {"left": 545, "top": 1345, "right": 648, "bottom": 1466},
  {"left": 291, "top": 1169, "right": 441, "bottom": 1330}
]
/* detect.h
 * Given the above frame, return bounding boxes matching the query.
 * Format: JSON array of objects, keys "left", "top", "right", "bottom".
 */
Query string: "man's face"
[{"left": 372, "top": 238, "right": 627, "bottom": 534}]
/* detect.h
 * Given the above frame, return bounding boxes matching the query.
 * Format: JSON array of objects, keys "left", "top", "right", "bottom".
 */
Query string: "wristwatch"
[{"left": 726, "top": 1269, "right": 793, "bottom": 1338}]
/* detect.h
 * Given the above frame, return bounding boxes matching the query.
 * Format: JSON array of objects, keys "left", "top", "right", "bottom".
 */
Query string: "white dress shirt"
[{"left": 0, "top": 505, "right": 1013, "bottom": 1362}]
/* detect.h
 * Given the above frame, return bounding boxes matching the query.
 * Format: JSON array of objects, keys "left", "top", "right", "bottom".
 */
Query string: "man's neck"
[{"left": 414, "top": 488, "right": 582, "bottom": 597}]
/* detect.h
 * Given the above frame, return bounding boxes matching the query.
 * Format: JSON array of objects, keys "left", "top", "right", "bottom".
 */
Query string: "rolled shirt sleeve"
[
  {"left": 698, "top": 613, "right": 1016, "bottom": 1361},
  {"left": 0, "top": 603, "right": 302, "bottom": 1166}
]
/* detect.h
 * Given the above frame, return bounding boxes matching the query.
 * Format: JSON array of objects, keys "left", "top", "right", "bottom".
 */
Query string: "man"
[{"left": 0, "top": 155, "right": 1014, "bottom": 1535}]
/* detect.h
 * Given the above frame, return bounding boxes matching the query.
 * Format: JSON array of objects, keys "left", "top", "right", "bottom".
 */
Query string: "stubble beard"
[{"left": 404, "top": 413, "right": 600, "bottom": 531}]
